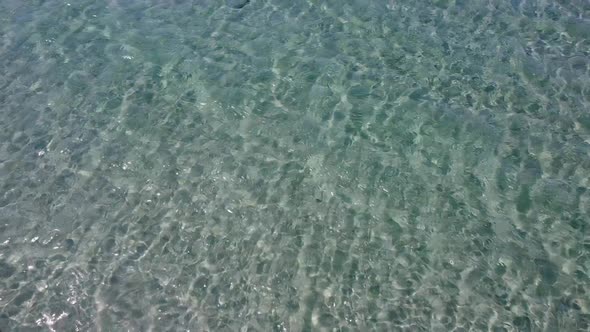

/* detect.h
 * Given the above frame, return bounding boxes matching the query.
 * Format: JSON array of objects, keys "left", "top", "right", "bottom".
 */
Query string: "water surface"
[{"left": 1, "top": 0, "right": 590, "bottom": 331}]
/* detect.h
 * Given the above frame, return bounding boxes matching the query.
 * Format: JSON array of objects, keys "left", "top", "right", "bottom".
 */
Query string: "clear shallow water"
[{"left": 0, "top": 0, "right": 589, "bottom": 330}]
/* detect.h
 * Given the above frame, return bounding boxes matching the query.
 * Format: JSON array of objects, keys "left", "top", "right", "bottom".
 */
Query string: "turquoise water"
[{"left": 1, "top": 0, "right": 590, "bottom": 330}]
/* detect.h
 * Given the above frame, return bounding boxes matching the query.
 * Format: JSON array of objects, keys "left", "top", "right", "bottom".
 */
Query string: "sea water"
[{"left": 1, "top": 0, "right": 589, "bottom": 331}]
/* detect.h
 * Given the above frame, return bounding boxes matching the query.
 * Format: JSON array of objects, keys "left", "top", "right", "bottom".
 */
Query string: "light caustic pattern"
[{"left": 0, "top": 0, "right": 589, "bottom": 331}]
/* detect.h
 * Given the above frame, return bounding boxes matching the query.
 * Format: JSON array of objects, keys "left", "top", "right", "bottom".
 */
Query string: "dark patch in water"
[{"left": 227, "top": 0, "right": 250, "bottom": 9}]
